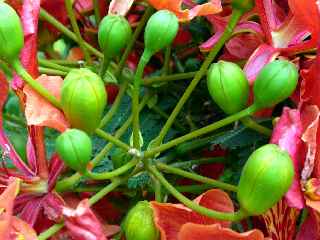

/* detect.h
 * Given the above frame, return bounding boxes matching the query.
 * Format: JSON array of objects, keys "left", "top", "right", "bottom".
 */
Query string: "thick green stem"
[
  {"left": 170, "top": 157, "right": 226, "bottom": 169},
  {"left": 148, "top": 165, "right": 247, "bottom": 221},
  {"left": 162, "top": 46, "right": 171, "bottom": 75},
  {"left": 95, "top": 128, "right": 131, "bottom": 152},
  {"left": 38, "top": 223, "right": 64, "bottom": 240},
  {"left": 241, "top": 117, "right": 272, "bottom": 136},
  {"left": 93, "top": 0, "right": 101, "bottom": 25},
  {"left": 175, "top": 184, "right": 213, "bottom": 194},
  {"left": 144, "top": 104, "right": 258, "bottom": 158},
  {"left": 152, "top": 10, "right": 243, "bottom": 146},
  {"left": 85, "top": 158, "right": 139, "bottom": 180},
  {"left": 39, "top": 8, "right": 103, "bottom": 58},
  {"left": 38, "top": 58, "right": 73, "bottom": 72},
  {"left": 156, "top": 162, "right": 237, "bottom": 192},
  {"left": 65, "top": 0, "right": 91, "bottom": 64},
  {"left": 39, "top": 67, "right": 67, "bottom": 76},
  {"left": 12, "top": 60, "right": 62, "bottom": 109},
  {"left": 100, "top": 58, "right": 111, "bottom": 78},
  {"left": 115, "top": 6, "right": 154, "bottom": 78},
  {"left": 132, "top": 51, "right": 152, "bottom": 149},
  {"left": 143, "top": 72, "right": 196, "bottom": 86}
]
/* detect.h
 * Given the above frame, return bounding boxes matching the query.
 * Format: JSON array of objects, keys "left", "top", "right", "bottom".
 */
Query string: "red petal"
[
  {"left": 63, "top": 199, "right": 107, "bottom": 240},
  {"left": 270, "top": 107, "right": 304, "bottom": 208},
  {"left": 178, "top": 223, "right": 266, "bottom": 240},
  {"left": 261, "top": 199, "right": 300, "bottom": 240},
  {"left": 300, "top": 105, "right": 320, "bottom": 181},
  {"left": 147, "top": 0, "right": 222, "bottom": 22},
  {"left": 23, "top": 74, "right": 70, "bottom": 132},
  {"left": 151, "top": 189, "right": 234, "bottom": 240},
  {"left": 296, "top": 208, "right": 320, "bottom": 240}
]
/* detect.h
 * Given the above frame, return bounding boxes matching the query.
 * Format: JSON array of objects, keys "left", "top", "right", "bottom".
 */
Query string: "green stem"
[
  {"left": 175, "top": 184, "right": 213, "bottom": 194},
  {"left": 93, "top": 0, "right": 101, "bottom": 25},
  {"left": 65, "top": 0, "right": 91, "bottom": 64},
  {"left": 100, "top": 58, "right": 111, "bottom": 79},
  {"left": 152, "top": 10, "right": 243, "bottom": 146},
  {"left": 49, "top": 59, "right": 81, "bottom": 67},
  {"left": 38, "top": 58, "right": 73, "bottom": 72},
  {"left": 143, "top": 72, "right": 195, "bottom": 86},
  {"left": 148, "top": 165, "right": 247, "bottom": 221},
  {"left": 162, "top": 46, "right": 171, "bottom": 75},
  {"left": 95, "top": 128, "right": 131, "bottom": 152},
  {"left": 99, "top": 79, "right": 129, "bottom": 128},
  {"left": 170, "top": 157, "right": 226, "bottom": 169},
  {"left": 154, "top": 178, "right": 162, "bottom": 202},
  {"left": 89, "top": 178, "right": 122, "bottom": 205},
  {"left": 39, "top": 8, "right": 103, "bottom": 58},
  {"left": 115, "top": 6, "right": 154, "bottom": 78},
  {"left": 55, "top": 94, "right": 152, "bottom": 192},
  {"left": 85, "top": 158, "right": 139, "bottom": 180},
  {"left": 39, "top": 67, "right": 67, "bottom": 76},
  {"left": 132, "top": 51, "right": 152, "bottom": 149},
  {"left": 144, "top": 104, "right": 258, "bottom": 158},
  {"left": 38, "top": 223, "right": 64, "bottom": 240},
  {"left": 12, "top": 60, "right": 62, "bottom": 109},
  {"left": 241, "top": 117, "right": 272, "bottom": 136},
  {"left": 156, "top": 162, "right": 237, "bottom": 192}
]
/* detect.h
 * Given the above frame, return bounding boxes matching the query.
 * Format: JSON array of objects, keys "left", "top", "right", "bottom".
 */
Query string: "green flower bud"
[
  {"left": 237, "top": 144, "right": 294, "bottom": 216},
  {"left": 232, "top": 0, "right": 254, "bottom": 13},
  {"left": 144, "top": 10, "right": 179, "bottom": 55},
  {"left": 0, "top": 2, "right": 24, "bottom": 63},
  {"left": 98, "top": 15, "right": 132, "bottom": 60},
  {"left": 55, "top": 129, "right": 92, "bottom": 173},
  {"left": 253, "top": 60, "right": 298, "bottom": 109},
  {"left": 124, "top": 201, "right": 159, "bottom": 240},
  {"left": 207, "top": 61, "right": 249, "bottom": 114},
  {"left": 61, "top": 68, "right": 107, "bottom": 134}
]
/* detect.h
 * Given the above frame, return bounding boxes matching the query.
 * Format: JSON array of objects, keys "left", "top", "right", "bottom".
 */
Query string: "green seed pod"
[
  {"left": 98, "top": 15, "right": 132, "bottom": 60},
  {"left": 232, "top": 0, "right": 254, "bottom": 13},
  {"left": 253, "top": 60, "right": 298, "bottom": 109},
  {"left": 55, "top": 129, "right": 92, "bottom": 173},
  {"left": 144, "top": 10, "right": 179, "bottom": 55},
  {"left": 61, "top": 68, "right": 107, "bottom": 134},
  {"left": 207, "top": 61, "right": 249, "bottom": 114},
  {"left": 0, "top": 2, "right": 24, "bottom": 64},
  {"left": 237, "top": 144, "right": 294, "bottom": 216},
  {"left": 124, "top": 201, "right": 159, "bottom": 240}
]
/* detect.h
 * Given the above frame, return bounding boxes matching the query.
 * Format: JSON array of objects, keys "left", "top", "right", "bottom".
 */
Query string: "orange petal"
[
  {"left": 108, "top": 0, "right": 134, "bottom": 16},
  {"left": 147, "top": 0, "right": 222, "bottom": 22},
  {"left": 23, "top": 74, "right": 70, "bottom": 132},
  {"left": 0, "top": 178, "right": 20, "bottom": 239},
  {"left": 151, "top": 189, "right": 234, "bottom": 240},
  {"left": 178, "top": 223, "right": 266, "bottom": 240},
  {"left": 10, "top": 217, "right": 38, "bottom": 240}
]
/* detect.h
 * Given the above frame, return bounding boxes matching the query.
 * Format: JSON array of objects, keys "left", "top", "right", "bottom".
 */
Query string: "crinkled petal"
[
  {"left": 270, "top": 107, "right": 304, "bottom": 208},
  {"left": 178, "top": 223, "right": 266, "bottom": 240},
  {"left": 109, "top": 0, "right": 134, "bottom": 16},
  {"left": 23, "top": 74, "right": 69, "bottom": 132},
  {"left": 151, "top": 189, "right": 234, "bottom": 240},
  {"left": 147, "top": 0, "right": 222, "bottom": 22},
  {"left": 63, "top": 199, "right": 107, "bottom": 240},
  {"left": 244, "top": 44, "right": 279, "bottom": 84}
]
